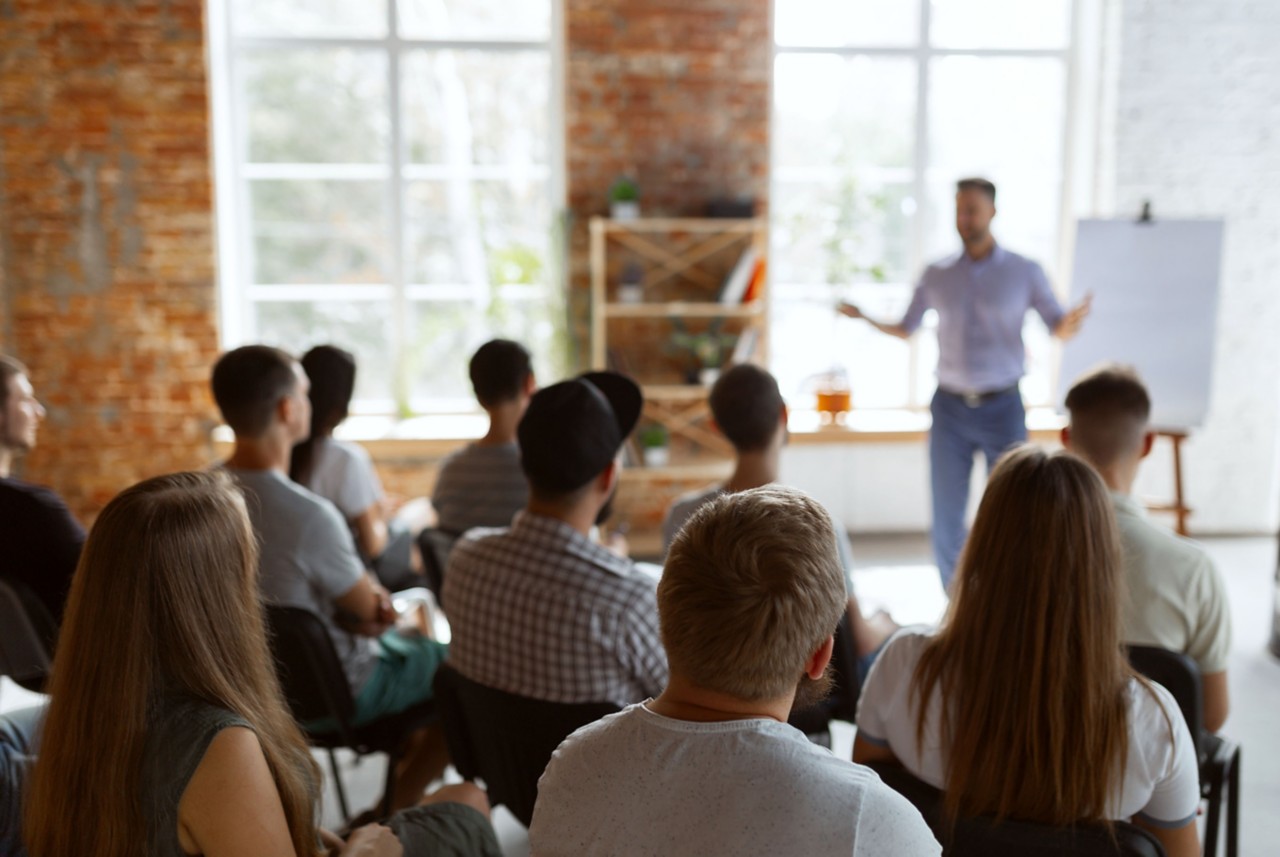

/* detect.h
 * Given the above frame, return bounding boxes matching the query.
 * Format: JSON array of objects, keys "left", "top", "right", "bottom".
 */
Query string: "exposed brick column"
[
  {"left": 0, "top": 0, "right": 220, "bottom": 522},
  {"left": 563, "top": 0, "right": 773, "bottom": 353}
]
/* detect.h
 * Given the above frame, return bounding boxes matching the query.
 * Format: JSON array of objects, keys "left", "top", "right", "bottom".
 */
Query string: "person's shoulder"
[
  {"left": 1118, "top": 507, "right": 1215, "bottom": 579},
  {"left": 853, "top": 771, "right": 943, "bottom": 854},
  {"left": 1124, "top": 676, "right": 1184, "bottom": 739},
  {"left": 925, "top": 251, "right": 966, "bottom": 275},
  {"left": 880, "top": 625, "right": 934, "bottom": 660},
  {"left": 667, "top": 484, "right": 722, "bottom": 521},
  {"left": 326, "top": 437, "right": 372, "bottom": 466},
  {"left": 0, "top": 478, "right": 74, "bottom": 517},
  {"left": 544, "top": 706, "right": 639, "bottom": 771}
]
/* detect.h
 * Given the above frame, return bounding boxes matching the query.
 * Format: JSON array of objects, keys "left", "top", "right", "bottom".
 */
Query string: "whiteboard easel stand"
[{"left": 1144, "top": 429, "right": 1190, "bottom": 536}]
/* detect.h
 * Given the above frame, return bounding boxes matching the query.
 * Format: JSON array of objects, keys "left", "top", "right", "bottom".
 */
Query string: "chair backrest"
[
  {"left": 432, "top": 662, "right": 619, "bottom": 828},
  {"left": 788, "top": 610, "right": 861, "bottom": 734},
  {"left": 415, "top": 528, "right": 459, "bottom": 609},
  {"left": 1125, "top": 645, "right": 1204, "bottom": 747},
  {"left": 264, "top": 604, "right": 357, "bottom": 735},
  {"left": 0, "top": 576, "right": 56, "bottom": 684},
  {"left": 868, "top": 762, "right": 1166, "bottom": 857}
]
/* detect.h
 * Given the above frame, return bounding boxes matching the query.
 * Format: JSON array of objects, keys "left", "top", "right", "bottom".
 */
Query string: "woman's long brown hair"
[
  {"left": 24, "top": 470, "right": 321, "bottom": 856},
  {"left": 912, "top": 445, "right": 1135, "bottom": 826}
]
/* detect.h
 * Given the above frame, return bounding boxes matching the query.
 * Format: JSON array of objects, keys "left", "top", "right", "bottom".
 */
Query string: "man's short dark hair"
[
  {"left": 709, "top": 364, "right": 785, "bottom": 453},
  {"left": 211, "top": 345, "right": 299, "bottom": 438},
  {"left": 0, "top": 355, "right": 28, "bottom": 411},
  {"left": 1064, "top": 364, "right": 1152, "bottom": 468},
  {"left": 956, "top": 177, "right": 996, "bottom": 203},
  {"left": 469, "top": 339, "right": 532, "bottom": 409}
]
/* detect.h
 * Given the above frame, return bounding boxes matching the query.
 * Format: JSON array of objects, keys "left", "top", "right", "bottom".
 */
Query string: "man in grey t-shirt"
[
  {"left": 432, "top": 339, "right": 533, "bottom": 536},
  {"left": 212, "top": 345, "right": 449, "bottom": 813},
  {"left": 531, "top": 487, "right": 940, "bottom": 856}
]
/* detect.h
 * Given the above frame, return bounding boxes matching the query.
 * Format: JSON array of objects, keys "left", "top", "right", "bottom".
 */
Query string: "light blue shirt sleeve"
[
  {"left": 1027, "top": 261, "right": 1066, "bottom": 331},
  {"left": 899, "top": 275, "right": 931, "bottom": 335}
]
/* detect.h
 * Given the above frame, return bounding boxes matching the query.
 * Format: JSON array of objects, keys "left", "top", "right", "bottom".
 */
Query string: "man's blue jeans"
[{"left": 929, "top": 387, "right": 1027, "bottom": 590}]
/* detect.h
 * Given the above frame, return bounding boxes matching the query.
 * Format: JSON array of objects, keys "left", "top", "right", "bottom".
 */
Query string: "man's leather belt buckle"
[{"left": 963, "top": 392, "right": 982, "bottom": 408}]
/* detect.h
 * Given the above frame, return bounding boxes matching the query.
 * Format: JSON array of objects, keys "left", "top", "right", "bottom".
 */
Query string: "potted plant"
[
  {"left": 609, "top": 176, "right": 640, "bottom": 220},
  {"left": 617, "top": 262, "right": 644, "bottom": 304},
  {"left": 670, "top": 320, "right": 737, "bottom": 386},
  {"left": 637, "top": 423, "right": 670, "bottom": 467}
]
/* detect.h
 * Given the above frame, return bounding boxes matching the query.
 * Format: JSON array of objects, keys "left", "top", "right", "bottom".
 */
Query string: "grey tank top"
[{"left": 141, "top": 696, "right": 251, "bottom": 857}]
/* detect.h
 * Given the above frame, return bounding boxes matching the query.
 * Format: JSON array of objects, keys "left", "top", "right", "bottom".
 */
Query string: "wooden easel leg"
[{"left": 1172, "top": 434, "right": 1188, "bottom": 536}]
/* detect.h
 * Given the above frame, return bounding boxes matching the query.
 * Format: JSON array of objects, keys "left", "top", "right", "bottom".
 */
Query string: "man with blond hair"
[
  {"left": 1063, "top": 364, "right": 1231, "bottom": 732},
  {"left": 529, "top": 486, "right": 940, "bottom": 856}
]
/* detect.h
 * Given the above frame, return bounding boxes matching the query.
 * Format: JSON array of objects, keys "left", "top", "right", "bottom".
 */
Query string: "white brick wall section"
[{"left": 1115, "top": 0, "right": 1280, "bottom": 532}]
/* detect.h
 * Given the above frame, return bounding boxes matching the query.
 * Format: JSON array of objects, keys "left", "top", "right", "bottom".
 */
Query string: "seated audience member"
[
  {"left": 662, "top": 364, "right": 897, "bottom": 674},
  {"left": 22, "top": 470, "right": 500, "bottom": 857},
  {"left": 213, "top": 345, "right": 448, "bottom": 813},
  {"left": 431, "top": 339, "right": 534, "bottom": 536},
  {"left": 0, "top": 707, "right": 41, "bottom": 857},
  {"left": 854, "top": 446, "right": 1200, "bottom": 857},
  {"left": 0, "top": 355, "right": 85, "bottom": 623},
  {"left": 530, "top": 486, "right": 941, "bottom": 856},
  {"left": 443, "top": 371, "right": 667, "bottom": 705},
  {"left": 1063, "top": 364, "right": 1232, "bottom": 732},
  {"left": 290, "top": 345, "right": 416, "bottom": 586}
]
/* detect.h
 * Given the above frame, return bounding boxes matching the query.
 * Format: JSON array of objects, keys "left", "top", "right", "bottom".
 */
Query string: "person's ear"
[
  {"left": 708, "top": 417, "right": 721, "bottom": 437},
  {"left": 599, "top": 457, "right": 620, "bottom": 495},
  {"left": 1060, "top": 426, "right": 1072, "bottom": 449},
  {"left": 780, "top": 402, "right": 789, "bottom": 425},
  {"left": 524, "top": 372, "right": 537, "bottom": 397},
  {"left": 276, "top": 394, "right": 293, "bottom": 426},
  {"left": 1140, "top": 431, "right": 1156, "bottom": 459},
  {"left": 805, "top": 635, "right": 835, "bottom": 680}
]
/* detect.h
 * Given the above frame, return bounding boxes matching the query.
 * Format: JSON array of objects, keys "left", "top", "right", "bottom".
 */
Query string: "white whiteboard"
[{"left": 1056, "top": 219, "right": 1224, "bottom": 430}]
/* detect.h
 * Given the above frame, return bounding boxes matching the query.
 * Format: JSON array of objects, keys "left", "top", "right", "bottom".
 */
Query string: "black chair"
[
  {"left": 867, "top": 762, "right": 1166, "bottom": 857},
  {"left": 0, "top": 577, "right": 57, "bottom": 690},
  {"left": 432, "top": 662, "right": 619, "bottom": 827},
  {"left": 415, "top": 527, "right": 460, "bottom": 609},
  {"left": 788, "top": 611, "right": 862, "bottom": 744},
  {"left": 1127, "top": 644, "right": 1241, "bottom": 857},
  {"left": 265, "top": 605, "right": 436, "bottom": 822}
]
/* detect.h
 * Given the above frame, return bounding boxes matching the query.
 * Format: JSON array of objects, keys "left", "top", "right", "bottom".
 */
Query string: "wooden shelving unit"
[{"left": 589, "top": 216, "right": 769, "bottom": 463}]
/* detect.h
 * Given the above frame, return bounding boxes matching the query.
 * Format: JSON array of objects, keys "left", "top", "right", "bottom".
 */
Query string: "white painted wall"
[{"left": 1111, "top": 0, "right": 1280, "bottom": 533}]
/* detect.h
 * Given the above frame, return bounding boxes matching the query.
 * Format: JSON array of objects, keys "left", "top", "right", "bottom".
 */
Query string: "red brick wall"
[
  {"left": 564, "top": 0, "right": 773, "bottom": 341},
  {"left": 0, "top": 0, "right": 219, "bottom": 522}
]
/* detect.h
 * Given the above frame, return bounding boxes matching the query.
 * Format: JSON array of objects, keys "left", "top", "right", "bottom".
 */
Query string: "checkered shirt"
[{"left": 442, "top": 511, "right": 668, "bottom": 706}]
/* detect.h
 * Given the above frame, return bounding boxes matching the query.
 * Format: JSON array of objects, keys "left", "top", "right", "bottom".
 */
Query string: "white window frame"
[
  {"left": 207, "top": 0, "right": 565, "bottom": 416},
  {"left": 770, "top": 0, "right": 1084, "bottom": 411}
]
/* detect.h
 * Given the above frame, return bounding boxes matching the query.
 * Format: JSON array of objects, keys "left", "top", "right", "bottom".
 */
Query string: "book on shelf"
[
  {"left": 717, "top": 247, "right": 758, "bottom": 304},
  {"left": 729, "top": 326, "right": 760, "bottom": 365},
  {"left": 742, "top": 257, "right": 767, "bottom": 304}
]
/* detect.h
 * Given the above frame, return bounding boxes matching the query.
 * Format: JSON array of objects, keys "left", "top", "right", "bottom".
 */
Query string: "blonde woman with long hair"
[
  {"left": 23, "top": 471, "right": 499, "bottom": 857},
  {"left": 853, "top": 446, "right": 1200, "bottom": 857}
]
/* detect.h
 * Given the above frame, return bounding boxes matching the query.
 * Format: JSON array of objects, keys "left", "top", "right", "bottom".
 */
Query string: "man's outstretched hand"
[
  {"left": 1054, "top": 293, "right": 1093, "bottom": 340},
  {"left": 837, "top": 302, "right": 864, "bottom": 319}
]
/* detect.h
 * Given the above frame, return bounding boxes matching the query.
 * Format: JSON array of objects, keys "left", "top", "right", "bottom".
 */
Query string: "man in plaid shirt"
[{"left": 442, "top": 371, "right": 667, "bottom": 705}]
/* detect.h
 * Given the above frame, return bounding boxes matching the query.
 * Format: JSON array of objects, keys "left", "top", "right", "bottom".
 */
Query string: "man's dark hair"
[
  {"left": 1064, "top": 364, "right": 1152, "bottom": 468},
  {"left": 956, "top": 177, "right": 997, "bottom": 203},
  {"left": 469, "top": 339, "right": 533, "bottom": 408},
  {"left": 709, "top": 364, "right": 785, "bottom": 453},
  {"left": 0, "top": 355, "right": 28, "bottom": 411},
  {"left": 211, "top": 345, "right": 299, "bottom": 438}
]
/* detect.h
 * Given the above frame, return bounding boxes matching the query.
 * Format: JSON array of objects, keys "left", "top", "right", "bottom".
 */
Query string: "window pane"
[
  {"left": 405, "top": 179, "right": 549, "bottom": 288},
  {"left": 232, "top": 0, "right": 388, "bottom": 38},
  {"left": 925, "top": 57, "right": 1065, "bottom": 263},
  {"left": 773, "top": 54, "right": 915, "bottom": 173},
  {"left": 773, "top": 180, "right": 914, "bottom": 287},
  {"left": 241, "top": 49, "right": 389, "bottom": 163},
  {"left": 772, "top": 295, "right": 917, "bottom": 410},
  {"left": 775, "top": 0, "right": 919, "bottom": 47},
  {"left": 407, "top": 293, "right": 559, "bottom": 413},
  {"left": 930, "top": 0, "right": 1071, "bottom": 49},
  {"left": 250, "top": 180, "right": 389, "bottom": 284},
  {"left": 254, "top": 301, "right": 395, "bottom": 403},
  {"left": 403, "top": 50, "right": 549, "bottom": 166},
  {"left": 397, "top": 0, "right": 550, "bottom": 41}
]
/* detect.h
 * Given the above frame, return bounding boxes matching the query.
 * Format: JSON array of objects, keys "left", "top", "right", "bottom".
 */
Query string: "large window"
[
  {"left": 211, "top": 0, "right": 560, "bottom": 414},
  {"left": 771, "top": 0, "right": 1076, "bottom": 410}
]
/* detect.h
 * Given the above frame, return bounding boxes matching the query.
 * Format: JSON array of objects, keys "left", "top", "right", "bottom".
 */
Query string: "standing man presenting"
[{"left": 840, "top": 178, "right": 1090, "bottom": 588}]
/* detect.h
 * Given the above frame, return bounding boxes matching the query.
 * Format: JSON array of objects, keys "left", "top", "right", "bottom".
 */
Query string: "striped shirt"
[
  {"left": 431, "top": 441, "right": 528, "bottom": 535},
  {"left": 442, "top": 511, "right": 668, "bottom": 705}
]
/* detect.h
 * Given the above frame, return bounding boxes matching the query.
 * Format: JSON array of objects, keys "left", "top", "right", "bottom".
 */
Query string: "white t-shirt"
[
  {"left": 856, "top": 628, "right": 1200, "bottom": 828},
  {"left": 1112, "top": 492, "right": 1232, "bottom": 674},
  {"left": 304, "top": 437, "right": 383, "bottom": 520},
  {"left": 530, "top": 703, "right": 941, "bottom": 857}
]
